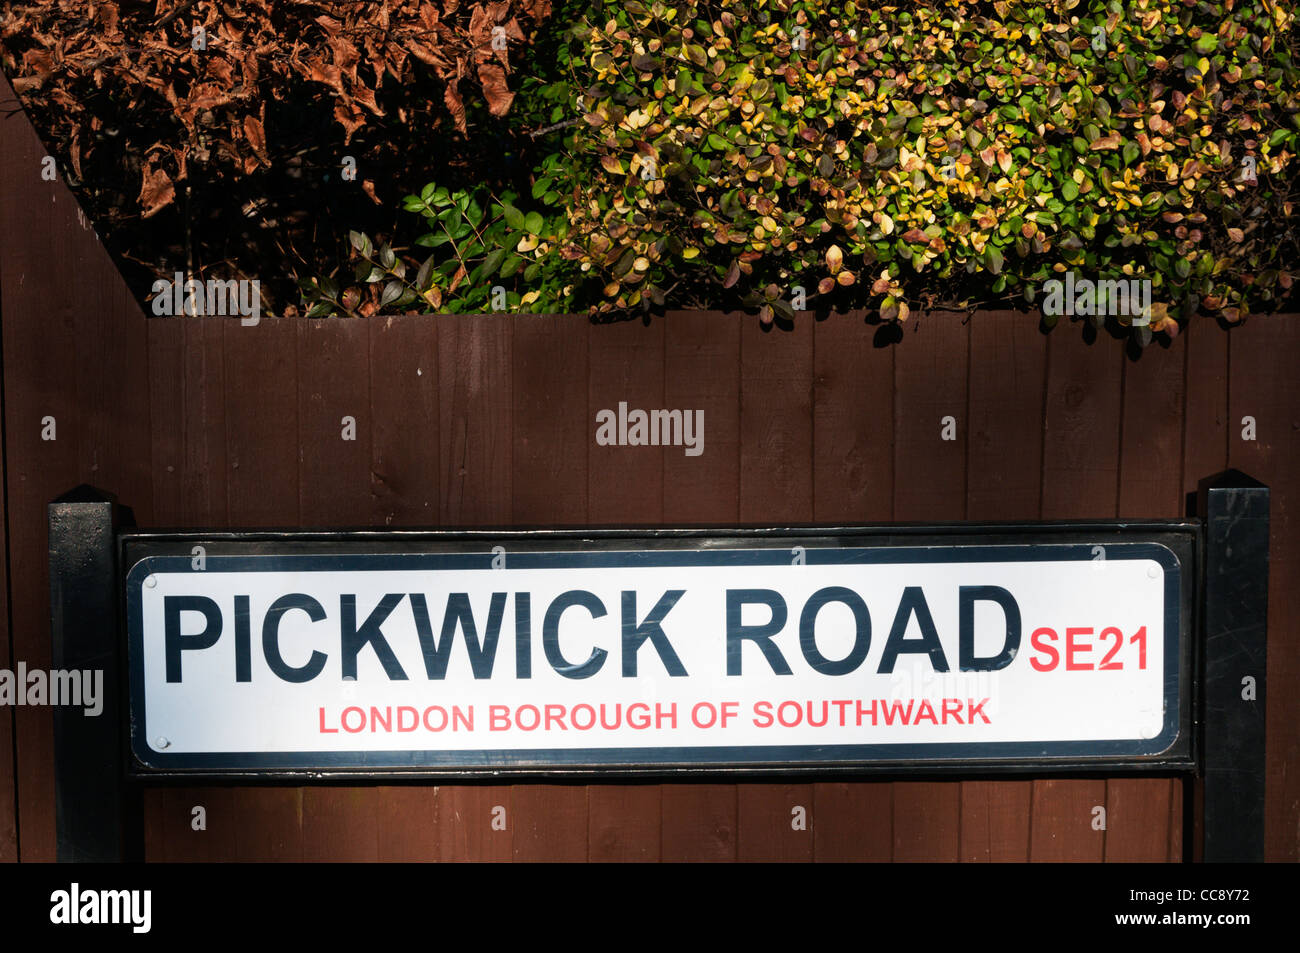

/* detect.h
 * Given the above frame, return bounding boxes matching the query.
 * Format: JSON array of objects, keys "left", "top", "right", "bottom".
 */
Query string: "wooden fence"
[{"left": 1, "top": 71, "right": 1297, "bottom": 862}]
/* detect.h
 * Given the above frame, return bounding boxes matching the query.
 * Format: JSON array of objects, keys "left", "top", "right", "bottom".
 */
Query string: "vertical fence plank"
[
  {"left": 513, "top": 316, "right": 587, "bottom": 525},
  {"left": 434, "top": 316, "right": 515, "bottom": 860},
  {"left": 663, "top": 312, "right": 740, "bottom": 524},
  {"left": 366, "top": 316, "right": 442, "bottom": 857},
  {"left": 736, "top": 315, "right": 814, "bottom": 859},
  {"left": 738, "top": 783, "right": 813, "bottom": 861},
  {"left": 661, "top": 784, "right": 737, "bottom": 862},
  {"left": 812, "top": 783, "right": 893, "bottom": 861},
  {"left": 659, "top": 312, "right": 741, "bottom": 857},
  {"left": 375, "top": 787, "right": 440, "bottom": 861},
  {"left": 892, "top": 313, "right": 969, "bottom": 860},
  {"left": 1035, "top": 318, "right": 1123, "bottom": 861},
  {"left": 589, "top": 787, "right": 661, "bottom": 862},
  {"left": 510, "top": 316, "right": 589, "bottom": 859},
  {"left": 811, "top": 314, "right": 895, "bottom": 859},
  {"left": 146, "top": 316, "right": 229, "bottom": 860},
  {"left": 370, "top": 316, "right": 439, "bottom": 525},
  {"left": 439, "top": 317, "right": 512, "bottom": 526},
  {"left": 586, "top": 317, "right": 665, "bottom": 858},
  {"left": 223, "top": 317, "right": 304, "bottom": 860},
  {"left": 962, "top": 311, "right": 1046, "bottom": 861},
  {"left": 1106, "top": 330, "right": 1189, "bottom": 861},
  {"left": 1228, "top": 316, "right": 1300, "bottom": 862},
  {"left": 436, "top": 787, "right": 514, "bottom": 862},
  {"left": 296, "top": 318, "right": 379, "bottom": 861}
]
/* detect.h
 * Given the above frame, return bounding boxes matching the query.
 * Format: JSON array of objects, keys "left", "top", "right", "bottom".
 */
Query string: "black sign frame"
[
  {"left": 118, "top": 524, "right": 1197, "bottom": 778},
  {"left": 47, "top": 471, "right": 1269, "bottom": 861}
]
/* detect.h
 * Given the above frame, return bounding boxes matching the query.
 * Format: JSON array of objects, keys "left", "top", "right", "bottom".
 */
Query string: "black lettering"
[
  {"left": 877, "top": 587, "right": 949, "bottom": 674},
  {"left": 262, "top": 594, "right": 328, "bottom": 683},
  {"left": 726, "top": 589, "right": 791, "bottom": 675},
  {"left": 622, "top": 590, "right": 688, "bottom": 677},
  {"left": 164, "top": 595, "right": 222, "bottom": 683},
  {"left": 958, "top": 585, "right": 1021, "bottom": 671},
  {"left": 799, "top": 586, "right": 871, "bottom": 675},
  {"left": 543, "top": 590, "right": 608, "bottom": 679}
]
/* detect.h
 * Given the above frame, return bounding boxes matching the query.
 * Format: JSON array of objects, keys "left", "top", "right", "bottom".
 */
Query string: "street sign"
[{"left": 122, "top": 533, "right": 1189, "bottom": 773}]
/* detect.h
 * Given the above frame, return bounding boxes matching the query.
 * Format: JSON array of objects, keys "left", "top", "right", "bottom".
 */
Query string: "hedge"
[{"left": 326, "top": 0, "right": 1299, "bottom": 341}]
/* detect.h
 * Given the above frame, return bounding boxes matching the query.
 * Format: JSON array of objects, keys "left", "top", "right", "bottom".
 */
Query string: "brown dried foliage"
[{"left": 1, "top": 0, "right": 553, "bottom": 217}]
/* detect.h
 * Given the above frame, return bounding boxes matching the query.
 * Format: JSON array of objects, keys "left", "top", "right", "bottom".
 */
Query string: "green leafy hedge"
[{"left": 316, "top": 0, "right": 1299, "bottom": 340}]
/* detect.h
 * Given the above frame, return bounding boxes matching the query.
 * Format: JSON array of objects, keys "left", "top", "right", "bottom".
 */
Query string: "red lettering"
[
  {"left": 1031, "top": 627, "right": 1058, "bottom": 671},
  {"left": 516, "top": 704, "right": 540, "bottom": 730},
  {"left": 341, "top": 706, "right": 366, "bottom": 733},
  {"left": 778, "top": 700, "right": 802, "bottom": 727},
  {"left": 691, "top": 701, "right": 717, "bottom": 728},
  {"left": 319, "top": 707, "right": 338, "bottom": 733},
  {"left": 627, "top": 703, "right": 651, "bottom": 729},
  {"left": 655, "top": 703, "right": 677, "bottom": 729},
  {"left": 572, "top": 704, "right": 596, "bottom": 730},
  {"left": 1066, "top": 627, "right": 1093, "bottom": 670},
  {"left": 489, "top": 705, "right": 511, "bottom": 731},
  {"left": 941, "top": 698, "right": 964, "bottom": 724},
  {"left": 423, "top": 705, "right": 448, "bottom": 732},
  {"left": 397, "top": 706, "right": 418, "bottom": 732},
  {"left": 967, "top": 698, "right": 990, "bottom": 724},
  {"left": 753, "top": 701, "right": 773, "bottom": 728},
  {"left": 855, "top": 699, "right": 878, "bottom": 726},
  {"left": 914, "top": 700, "right": 938, "bottom": 724},
  {"left": 544, "top": 704, "right": 567, "bottom": 731},
  {"left": 881, "top": 699, "right": 913, "bottom": 726}
]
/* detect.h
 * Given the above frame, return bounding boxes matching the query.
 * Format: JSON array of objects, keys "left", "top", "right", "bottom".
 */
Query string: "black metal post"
[
  {"left": 1196, "top": 470, "right": 1269, "bottom": 862},
  {"left": 48, "top": 486, "right": 139, "bottom": 861}
]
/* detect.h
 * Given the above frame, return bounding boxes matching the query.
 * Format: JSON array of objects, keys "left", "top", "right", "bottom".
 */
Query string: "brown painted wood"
[
  {"left": 890, "top": 313, "right": 970, "bottom": 860},
  {"left": 960, "top": 781, "right": 1031, "bottom": 862},
  {"left": 1108, "top": 328, "right": 1189, "bottom": 860},
  {"left": 1029, "top": 779, "right": 1106, "bottom": 861},
  {"left": 588, "top": 786, "right": 661, "bottom": 861},
  {"left": 1104, "top": 778, "right": 1174, "bottom": 863},
  {"left": 662, "top": 312, "right": 740, "bottom": 524},
  {"left": 1228, "top": 316, "right": 1300, "bottom": 862},
  {"left": 1041, "top": 321, "right": 1124, "bottom": 519},
  {"left": 512, "top": 785, "right": 588, "bottom": 861},
  {"left": 584, "top": 317, "right": 665, "bottom": 856},
  {"left": 810, "top": 314, "right": 895, "bottom": 861},
  {"left": 813, "top": 314, "right": 894, "bottom": 522},
  {"left": 588, "top": 317, "right": 664, "bottom": 524},
  {"left": 362, "top": 317, "right": 442, "bottom": 857},
  {"left": 734, "top": 315, "right": 814, "bottom": 860},
  {"left": 438, "top": 317, "right": 512, "bottom": 526},
  {"left": 302, "top": 787, "right": 380, "bottom": 862},
  {"left": 369, "top": 316, "right": 439, "bottom": 525},
  {"left": 739, "top": 314, "right": 813, "bottom": 524},
  {"left": 963, "top": 311, "right": 1046, "bottom": 861},
  {"left": 661, "top": 784, "right": 737, "bottom": 861},
  {"left": 1037, "top": 319, "right": 1124, "bottom": 861},
  {"left": 738, "top": 783, "right": 814, "bottom": 861},
  {"left": 375, "top": 787, "right": 441, "bottom": 861},
  {"left": 513, "top": 316, "right": 587, "bottom": 525},
  {"left": 145, "top": 316, "right": 230, "bottom": 861},
  {"left": 812, "top": 782, "right": 892, "bottom": 861},
  {"left": 893, "top": 781, "right": 961, "bottom": 861},
  {"left": 222, "top": 317, "right": 304, "bottom": 860},
  {"left": 509, "top": 317, "right": 591, "bottom": 853},
  {"left": 296, "top": 318, "right": 380, "bottom": 862},
  {"left": 432, "top": 316, "right": 516, "bottom": 861},
  {"left": 436, "top": 786, "right": 513, "bottom": 861}
]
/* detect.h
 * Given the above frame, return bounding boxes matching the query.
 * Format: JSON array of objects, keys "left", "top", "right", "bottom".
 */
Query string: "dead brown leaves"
[{"left": 0, "top": 0, "right": 552, "bottom": 216}]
